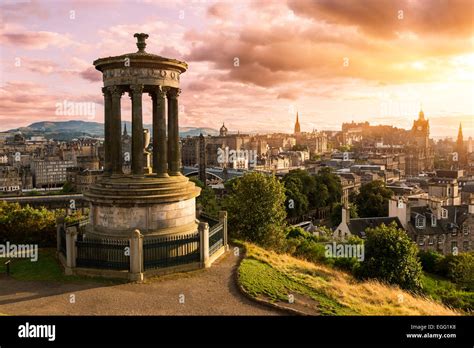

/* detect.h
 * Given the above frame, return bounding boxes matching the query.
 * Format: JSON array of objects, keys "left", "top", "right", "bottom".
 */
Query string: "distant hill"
[{"left": 9, "top": 120, "right": 218, "bottom": 141}]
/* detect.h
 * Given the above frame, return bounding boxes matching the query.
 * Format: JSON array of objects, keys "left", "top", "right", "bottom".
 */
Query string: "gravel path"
[{"left": 0, "top": 250, "right": 280, "bottom": 315}]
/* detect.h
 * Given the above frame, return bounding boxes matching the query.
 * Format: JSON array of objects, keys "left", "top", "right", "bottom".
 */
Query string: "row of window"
[{"left": 418, "top": 237, "right": 470, "bottom": 250}]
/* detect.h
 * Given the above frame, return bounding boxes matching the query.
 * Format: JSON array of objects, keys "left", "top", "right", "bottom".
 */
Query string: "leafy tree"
[
  {"left": 189, "top": 177, "right": 220, "bottom": 217},
  {"left": 62, "top": 181, "right": 75, "bottom": 193},
  {"left": 330, "top": 202, "right": 358, "bottom": 226},
  {"left": 357, "top": 222, "right": 423, "bottom": 291},
  {"left": 311, "top": 176, "right": 330, "bottom": 208},
  {"left": 224, "top": 172, "right": 287, "bottom": 250},
  {"left": 354, "top": 180, "right": 393, "bottom": 217},
  {"left": 282, "top": 175, "right": 309, "bottom": 217},
  {"left": 315, "top": 167, "right": 342, "bottom": 207}
]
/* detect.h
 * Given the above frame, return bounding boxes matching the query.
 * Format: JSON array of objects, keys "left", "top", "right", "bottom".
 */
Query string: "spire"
[
  {"left": 123, "top": 123, "right": 128, "bottom": 136},
  {"left": 294, "top": 112, "right": 301, "bottom": 134},
  {"left": 457, "top": 123, "right": 463, "bottom": 145},
  {"left": 418, "top": 108, "right": 425, "bottom": 121}
]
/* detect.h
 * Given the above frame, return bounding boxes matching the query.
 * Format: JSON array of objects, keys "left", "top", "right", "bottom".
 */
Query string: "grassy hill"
[{"left": 237, "top": 242, "right": 458, "bottom": 315}]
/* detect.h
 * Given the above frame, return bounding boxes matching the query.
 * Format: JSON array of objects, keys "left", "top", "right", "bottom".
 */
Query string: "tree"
[
  {"left": 224, "top": 172, "right": 287, "bottom": 249},
  {"left": 357, "top": 222, "right": 423, "bottom": 291},
  {"left": 354, "top": 180, "right": 393, "bottom": 217},
  {"left": 283, "top": 178, "right": 309, "bottom": 217},
  {"left": 62, "top": 181, "right": 75, "bottom": 193},
  {"left": 315, "top": 167, "right": 342, "bottom": 207},
  {"left": 189, "top": 177, "right": 220, "bottom": 217}
]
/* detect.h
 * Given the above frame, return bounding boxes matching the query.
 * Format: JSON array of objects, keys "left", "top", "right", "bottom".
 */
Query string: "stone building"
[
  {"left": 389, "top": 195, "right": 474, "bottom": 255},
  {"left": 405, "top": 110, "right": 434, "bottom": 176},
  {"left": 0, "top": 166, "right": 21, "bottom": 193},
  {"left": 31, "top": 159, "right": 75, "bottom": 188}
]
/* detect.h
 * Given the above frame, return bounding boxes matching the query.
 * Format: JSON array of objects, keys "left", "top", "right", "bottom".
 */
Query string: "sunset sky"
[{"left": 0, "top": 0, "right": 473, "bottom": 138}]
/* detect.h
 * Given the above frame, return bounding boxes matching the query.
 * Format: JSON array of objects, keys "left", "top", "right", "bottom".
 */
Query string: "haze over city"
[{"left": 0, "top": 0, "right": 473, "bottom": 137}]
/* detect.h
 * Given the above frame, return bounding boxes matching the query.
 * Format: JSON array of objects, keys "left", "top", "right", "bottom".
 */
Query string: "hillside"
[
  {"left": 237, "top": 242, "right": 458, "bottom": 316},
  {"left": 8, "top": 121, "right": 218, "bottom": 141}
]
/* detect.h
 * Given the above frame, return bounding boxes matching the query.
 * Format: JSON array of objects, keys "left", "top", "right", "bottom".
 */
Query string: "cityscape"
[{"left": 0, "top": 0, "right": 473, "bottom": 346}]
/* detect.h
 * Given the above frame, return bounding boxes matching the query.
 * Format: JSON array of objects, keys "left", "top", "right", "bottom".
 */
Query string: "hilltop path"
[{"left": 0, "top": 250, "right": 281, "bottom": 315}]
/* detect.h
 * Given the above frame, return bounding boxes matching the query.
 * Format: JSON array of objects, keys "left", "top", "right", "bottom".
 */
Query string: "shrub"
[
  {"left": 418, "top": 250, "right": 444, "bottom": 273},
  {"left": 357, "top": 222, "right": 423, "bottom": 291}
]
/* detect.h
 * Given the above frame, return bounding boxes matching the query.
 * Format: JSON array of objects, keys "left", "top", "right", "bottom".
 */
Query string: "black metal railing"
[
  {"left": 76, "top": 235, "right": 130, "bottom": 270},
  {"left": 59, "top": 226, "right": 67, "bottom": 257},
  {"left": 143, "top": 232, "right": 200, "bottom": 270},
  {"left": 209, "top": 222, "right": 224, "bottom": 256},
  {"left": 199, "top": 213, "right": 219, "bottom": 228}
]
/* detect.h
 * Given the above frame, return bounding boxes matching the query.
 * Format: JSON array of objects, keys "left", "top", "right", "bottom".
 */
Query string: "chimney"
[{"left": 341, "top": 203, "right": 350, "bottom": 225}]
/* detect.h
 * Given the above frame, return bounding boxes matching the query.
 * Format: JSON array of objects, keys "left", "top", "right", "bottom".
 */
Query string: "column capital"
[
  {"left": 101, "top": 87, "right": 110, "bottom": 96},
  {"left": 149, "top": 86, "right": 169, "bottom": 99},
  {"left": 107, "top": 85, "right": 124, "bottom": 97},
  {"left": 167, "top": 87, "right": 181, "bottom": 99},
  {"left": 129, "top": 84, "right": 144, "bottom": 97}
]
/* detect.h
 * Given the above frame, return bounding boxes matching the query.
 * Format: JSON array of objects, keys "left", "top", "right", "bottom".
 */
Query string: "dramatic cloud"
[{"left": 0, "top": 0, "right": 472, "bottom": 137}]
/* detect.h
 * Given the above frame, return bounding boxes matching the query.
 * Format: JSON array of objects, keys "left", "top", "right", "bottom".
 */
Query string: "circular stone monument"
[{"left": 84, "top": 33, "right": 200, "bottom": 238}]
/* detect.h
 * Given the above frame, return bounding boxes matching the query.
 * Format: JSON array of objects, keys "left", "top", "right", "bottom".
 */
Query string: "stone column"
[
  {"left": 129, "top": 229, "right": 144, "bottom": 282},
  {"left": 65, "top": 226, "right": 78, "bottom": 275},
  {"left": 151, "top": 87, "right": 168, "bottom": 177},
  {"left": 167, "top": 88, "right": 181, "bottom": 175},
  {"left": 199, "top": 222, "right": 210, "bottom": 268},
  {"left": 102, "top": 87, "right": 112, "bottom": 175},
  {"left": 219, "top": 210, "right": 229, "bottom": 251},
  {"left": 109, "top": 86, "right": 123, "bottom": 176},
  {"left": 129, "top": 84, "right": 144, "bottom": 176}
]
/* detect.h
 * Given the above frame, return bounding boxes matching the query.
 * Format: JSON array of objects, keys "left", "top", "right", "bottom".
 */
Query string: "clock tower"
[
  {"left": 411, "top": 109, "right": 430, "bottom": 148},
  {"left": 406, "top": 109, "right": 434, "bottom": 176}
]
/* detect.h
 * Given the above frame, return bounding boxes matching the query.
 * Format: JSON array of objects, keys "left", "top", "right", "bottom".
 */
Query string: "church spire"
[
  {"left": 123, "top": 123, "right": 128, "bottom": 136},
  {"left": 457, "top": 123, "right": 464, "bottom": 146},
  {"left": 294, "top": 112, "right": 301, "bottom": 134}
]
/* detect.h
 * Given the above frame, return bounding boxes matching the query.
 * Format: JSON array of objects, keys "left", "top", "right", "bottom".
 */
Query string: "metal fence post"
[
  {"left": 199, "top": 222, "right": 209, "bottom": 268},
  {"left": 129, "top": 229, "right": 144, "bottom": 282},
  {"left": 219, "top": 210, "right": 228, "bottom": 251}
]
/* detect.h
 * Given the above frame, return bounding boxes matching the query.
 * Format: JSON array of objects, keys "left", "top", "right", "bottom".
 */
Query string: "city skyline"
[{"left": 1, "top": 0, "right": 473, "bottom": 138}]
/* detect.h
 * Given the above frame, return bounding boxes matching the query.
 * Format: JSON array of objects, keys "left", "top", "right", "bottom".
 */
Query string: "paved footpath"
[{"left": 0, "top": 250, "right": 280, "bottom": 315}]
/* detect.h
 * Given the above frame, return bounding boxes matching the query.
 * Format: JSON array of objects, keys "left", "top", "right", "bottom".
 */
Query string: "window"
[
  {"left": 463, "top": 225, "right": 469, "bottom": 235},
  {"left": 441, "top": 208, "right": 448, "bottom": 219},
  {"left": 451, "top": 241, "right": 458, "bottom": 253},
  {"left": 431, "top": 215, "right": 437, "bottom": 227},
  {"left": 415, "top": 215, "right": 426, "bottom": 229},
  {"left": 418, "top": 236, "right": 424, "bottom": 245},
  {"left": 428, "top": 236, "right": 434, "bottom": 245},
  {"left": 463, "top": 241, "right": 469, "bottom": 251}
]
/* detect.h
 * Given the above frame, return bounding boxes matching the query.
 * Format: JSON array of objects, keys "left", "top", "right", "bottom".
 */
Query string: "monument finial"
[{"left": 134, "top": 33, "right": 149, "bottom": 53}]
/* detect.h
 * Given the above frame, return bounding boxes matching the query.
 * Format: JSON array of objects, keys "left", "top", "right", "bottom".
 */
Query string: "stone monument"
[{"left": 84, "top": 33, "right": 200, "bottom": 239}]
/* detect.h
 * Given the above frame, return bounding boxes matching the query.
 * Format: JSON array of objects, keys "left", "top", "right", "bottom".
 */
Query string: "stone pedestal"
[{"left": 84, "top": 174, "right": 200, "bottom": 238}]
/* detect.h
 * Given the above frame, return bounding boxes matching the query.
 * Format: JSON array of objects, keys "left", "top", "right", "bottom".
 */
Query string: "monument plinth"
[{"left": 84, "top": 33, "right": 200, "bottom": 238}]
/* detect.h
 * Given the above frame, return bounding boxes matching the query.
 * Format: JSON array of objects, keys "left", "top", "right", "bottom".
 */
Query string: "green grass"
[
  {"left": 422, "top": 272, "right": 473, "bottom": 313},
  {"left": 237, "top": 242, "right": 458, "bottom": 315},
  {"left": 239, "top": 257, "right": 356, "bottom": 315},
  {"left": 0, "top": 248, "right": 124, "bottom": 284}
]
